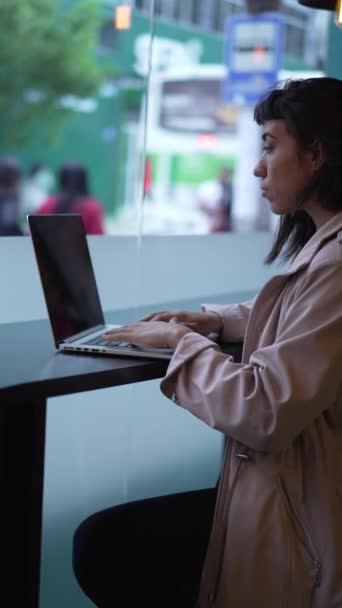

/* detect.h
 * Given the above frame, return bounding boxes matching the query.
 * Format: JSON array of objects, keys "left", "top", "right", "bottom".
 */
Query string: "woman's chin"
[
  {"left": 269, "top": 202, "right": 281, "bottom": 215},
  {"left": 269, "top": 201, "right": 290, "bottom": 216}
]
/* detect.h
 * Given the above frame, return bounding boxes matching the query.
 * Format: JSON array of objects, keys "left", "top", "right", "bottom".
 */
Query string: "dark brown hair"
[
  {"left": 55, "top": 162, "right": 90, "bottom": 214},
  {"left": 254, "top": 77, "right": 342, "bottom": 264}
]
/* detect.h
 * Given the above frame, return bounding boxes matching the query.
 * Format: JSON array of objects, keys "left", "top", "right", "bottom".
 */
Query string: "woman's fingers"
[
  {"left": 169, "top": 317, "right": 197, "bottom": 328},
  {"left": 102, "top": 328, "right": 129, "bottom": 341},
  {"left": 101, "top": 320, "right": 176, "bottom": 350},
  {"left": 141, "top": 312, "right": 159, "bottom": 321},
  {"left": 137, "top": 310, "right": 214, "bottom": 336},
  {"left": 141, "top": 310, "right": 179, "bottom": 322}
]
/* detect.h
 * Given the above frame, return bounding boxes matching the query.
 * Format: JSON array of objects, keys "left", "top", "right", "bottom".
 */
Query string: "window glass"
[{"left": 0, "top": 0, "right": 333, "bottom": 238}]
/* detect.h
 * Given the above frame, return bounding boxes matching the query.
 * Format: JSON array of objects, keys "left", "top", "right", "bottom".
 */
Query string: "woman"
[
  {"left": 37, "top": 162, "right": 105, "bottom": 235},
  {"left": 73, "top": 78, "right": 342, "bottom": 607}
]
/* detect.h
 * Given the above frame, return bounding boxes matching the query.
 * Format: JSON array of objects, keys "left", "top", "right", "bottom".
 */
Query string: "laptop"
[{"left": 28, "top": 214, "right": 173, "bottom": 360}]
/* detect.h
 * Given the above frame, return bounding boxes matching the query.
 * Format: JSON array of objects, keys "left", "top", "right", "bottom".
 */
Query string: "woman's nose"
[{"left": 253, "top": 158, "right": 266, "bottom": 178}]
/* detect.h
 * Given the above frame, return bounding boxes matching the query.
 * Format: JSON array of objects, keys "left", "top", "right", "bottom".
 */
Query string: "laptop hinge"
[{"left": 59, "top": 325, "right": 106, "bottom": 345}]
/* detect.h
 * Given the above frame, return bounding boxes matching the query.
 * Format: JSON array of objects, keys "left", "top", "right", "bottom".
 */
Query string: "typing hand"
[
  {"left": 141, "top": 310, "right": 223, "bottom": 337},
  {"left": 103, "top": 320, "right": 192, "bottom": 351}
]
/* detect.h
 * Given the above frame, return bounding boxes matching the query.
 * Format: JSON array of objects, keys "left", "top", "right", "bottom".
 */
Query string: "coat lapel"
[{"left": 242, "top": 213, "right": 342, "bottom": 361}]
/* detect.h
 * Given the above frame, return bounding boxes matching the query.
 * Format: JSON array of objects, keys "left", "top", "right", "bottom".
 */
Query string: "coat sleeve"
[
  {"left": 201, "top": 299, "right": 255, "bottom": 342},
  {"left": 160, "top": 263, "right": 342, "bottom": 453}
]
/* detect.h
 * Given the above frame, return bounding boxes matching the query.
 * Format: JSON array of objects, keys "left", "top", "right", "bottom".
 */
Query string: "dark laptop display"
[
  {"left": 29, "top": 214, "right": 104, "bottom": 346},
  {"left": 28, "top": 214, "right": 172, "bottom": 360}
]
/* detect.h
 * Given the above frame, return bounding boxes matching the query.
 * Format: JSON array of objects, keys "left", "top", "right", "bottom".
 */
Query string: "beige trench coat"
[{"left": 160, "top": 212, "right": 342, "bottom": 608}]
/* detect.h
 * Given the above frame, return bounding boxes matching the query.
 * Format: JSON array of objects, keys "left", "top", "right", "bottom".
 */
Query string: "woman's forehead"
[{"left": 262, "top": 119, "right": 293, "bottom": 140}]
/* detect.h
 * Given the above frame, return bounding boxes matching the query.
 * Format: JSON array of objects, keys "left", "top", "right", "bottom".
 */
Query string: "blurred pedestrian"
[
  {"left": 21, "top": 162, "right": 55, "bottom": 215},
  {"left": 0, "top": 156, "right": 24, "bottom": 236},
  {"left": 197, "top": 166, "right": 233, "bottom": 233},
  {"left": 37, "top": 162, "right": 105, "bottom": 235}
]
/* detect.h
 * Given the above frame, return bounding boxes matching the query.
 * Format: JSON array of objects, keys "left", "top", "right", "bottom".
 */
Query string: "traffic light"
[
  {"left": 245, "top": 0, "right": 336, "bottom": 10},
  {"left": 298, "top": 0, "right": 342, "bottom": 28},
  {"left": 298, "top": 1, "right": 335, "bottom": 8},
  {"left": 335, "top": 0, "right": 342, "bottom": 25},
  {"left": 114, "top": 5, "right": 132, "bottom": 30}
]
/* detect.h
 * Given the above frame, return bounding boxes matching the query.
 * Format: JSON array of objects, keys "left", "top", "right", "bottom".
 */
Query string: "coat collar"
[{"left": 280, "top": 211, "right": 342, "bottom": 278}]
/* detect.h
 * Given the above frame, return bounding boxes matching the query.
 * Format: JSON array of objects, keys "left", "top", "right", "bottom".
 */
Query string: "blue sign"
[{"left": 222, "top": 12, "right": 285, "bottom": 106}]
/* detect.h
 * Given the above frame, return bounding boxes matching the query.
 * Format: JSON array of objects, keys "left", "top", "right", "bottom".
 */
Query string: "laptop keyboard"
[{"left": 83, "top": 336, "right": 137, "bottom": 349}]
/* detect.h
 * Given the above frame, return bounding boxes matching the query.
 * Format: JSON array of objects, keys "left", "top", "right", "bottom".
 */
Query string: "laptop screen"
[{"left": 28, "top": 214, "right": 105, "bottom": 345}]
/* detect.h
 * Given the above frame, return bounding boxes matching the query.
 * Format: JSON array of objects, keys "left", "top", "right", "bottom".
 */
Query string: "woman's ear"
[{"left": 311, "top": 139, "right": 325, "bottom": 172}]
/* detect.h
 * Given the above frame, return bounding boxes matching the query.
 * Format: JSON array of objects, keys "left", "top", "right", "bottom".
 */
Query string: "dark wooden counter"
[{"left": 0, "top": 314, "right": 242, "bottom": 607}]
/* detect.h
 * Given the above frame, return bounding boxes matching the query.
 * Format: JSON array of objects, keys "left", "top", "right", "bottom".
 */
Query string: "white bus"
[
  {"left": 125, "top": 64, "right": 323, "bottom": 234},
  {"left": 144, "top": 64, "right": 239, "bottom": 233}
]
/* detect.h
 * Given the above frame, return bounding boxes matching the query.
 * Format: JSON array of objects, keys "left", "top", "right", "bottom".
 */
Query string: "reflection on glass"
[
  {"left": 110, "top": 2, "right": 329, "bottom": 235},
  {"left": 0, "top": 1, "right": 332, "bottom": 237}
]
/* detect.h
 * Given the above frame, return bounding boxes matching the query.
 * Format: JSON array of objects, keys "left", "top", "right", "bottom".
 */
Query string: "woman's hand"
[
  {"left": 102, "top": 320, "right": 192, "bottom": 351},
  {"left": 141, "top": 310, "right": 223, "bottom": 337}
]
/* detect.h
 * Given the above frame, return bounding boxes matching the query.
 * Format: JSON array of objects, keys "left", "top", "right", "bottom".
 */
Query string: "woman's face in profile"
[{"left": 253, "top": 119, "right": 316, "bottom": 217}]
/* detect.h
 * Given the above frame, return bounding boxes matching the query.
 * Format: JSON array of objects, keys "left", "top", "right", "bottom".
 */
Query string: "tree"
[{"left": 0, "top": 0, "right": 104, "bottom": 145}]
